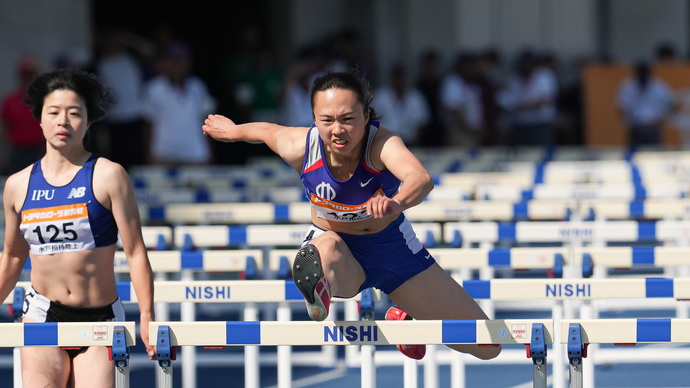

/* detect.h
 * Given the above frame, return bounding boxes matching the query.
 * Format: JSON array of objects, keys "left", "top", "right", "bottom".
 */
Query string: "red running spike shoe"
[
  {"left": 385, "top": 306, "right": 426, "bottom": 360},
  {"left": 293, "top": 244, "right": 331, "bottom": 321}
]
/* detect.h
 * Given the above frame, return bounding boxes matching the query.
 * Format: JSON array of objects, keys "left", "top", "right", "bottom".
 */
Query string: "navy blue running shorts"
[{"left": 302, "top": 214, "right": 435, "bottom": 294}]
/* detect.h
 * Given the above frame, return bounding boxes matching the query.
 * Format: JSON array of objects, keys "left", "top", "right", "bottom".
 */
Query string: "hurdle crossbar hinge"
[
  {"left": 156, "top": 325, "right": 178, "bottom": 366},
  {"left": 581, "top": 253, "right": 594, "bottom": 278},
  {"left": 110, "top": 326, "right": 129, "bottom": 365},
  {"left": 244, "top": 256, "right": 258, "bottom": 280},
  {"left": 277, "top": 255, "right": 290, "bottom": 279},
  {"left": 529, "top": 323, "right": 547, "bottom": 363},
  {"left": 452, "top": 230, "right": 462, "bottom": 247},
  {"left": 551, "top": 253, "right": 564, "bottom": 278},
  {"left": 359, "top": 288, "right": 375, "bottom": 320},
  {"left": 182, "top": 233, "right": 194, "bottom": 251},
  {"left": 11, "top": 286, "right": 24, "bottom": 319},
  {"left": 567, "top": 323, "right": 588, "bottom": 362}
]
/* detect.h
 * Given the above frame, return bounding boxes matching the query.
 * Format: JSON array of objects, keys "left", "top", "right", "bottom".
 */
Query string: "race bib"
[
  {"left": 20, "top": 203, "right": 95, "bottom": 255},
  {"left": 310, "top": 189, "right": 384, "bottom": 222}
]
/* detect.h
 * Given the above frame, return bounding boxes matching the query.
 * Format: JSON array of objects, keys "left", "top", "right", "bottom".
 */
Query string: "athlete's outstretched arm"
[
  {"left": 0, "top": 173, "right": 30, "bottom": 303},
  {"left": 202, "top": 114, "right": 309, "bottom": 170}
]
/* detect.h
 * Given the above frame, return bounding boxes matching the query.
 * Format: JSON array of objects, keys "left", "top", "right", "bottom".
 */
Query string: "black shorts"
[{"left": 23, "top": 285, "right": 125, "bottom": 358}]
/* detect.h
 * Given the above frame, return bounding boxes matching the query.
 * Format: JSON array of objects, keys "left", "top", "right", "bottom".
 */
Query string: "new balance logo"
[{"left": 67, "top": 187, "right": 86, "bottom": 199}]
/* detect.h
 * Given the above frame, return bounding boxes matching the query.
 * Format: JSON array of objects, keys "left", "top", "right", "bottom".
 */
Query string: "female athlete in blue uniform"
[
  {"left": 203, "top": 68, "right": 499, "bottom": 361},
  {"left": 0, "top": 68, "right": 155, "bottom": 387}
]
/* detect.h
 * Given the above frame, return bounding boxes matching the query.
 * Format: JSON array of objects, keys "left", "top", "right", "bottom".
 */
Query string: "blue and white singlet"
[
  {"left": 300, "top": 120, "right": 401, "bottom": 222},
  {"left": 19, "top": 154, "right": 118, "bottom": 255}
]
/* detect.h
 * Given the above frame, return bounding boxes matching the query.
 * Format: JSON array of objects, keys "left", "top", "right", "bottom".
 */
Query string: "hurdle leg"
[
  {"left": 423, "top": 345, "right": 438, "bottom": 388},
  {"left": 244, "top": 302, "right": 260, "bottom": 388},
  {"left": 276, "top": 301, "right": 292, "bottom": 388},
  {"left": 345, "top": 300, "right": 360, "bottom": 367},
  {"left": 156, "top": 325, "right": 175, "bottom": 388},
  {"left": 478, "top": 242, "right": 495, "bottom": 319},
  {"left": 13, "top": 347, "right": 21, "bottom": 388},
  {"left": 361, "top": 344, "right": 376, "bottom": 388},
  {"left": 567, "top": 323, "right": 584, "bottom": 388},
  {"left": 154, "top": 272, "right": 171, "bottom": 388},
  {"left": 323, "top": 300, "right": 337, "bottom": 366},
  {"left": 181, "top": 270, "right": 196, "bottom": 388},
  {"left": 530, "top": 323, "right": 548, "bottom": 388},
  {"left": 112, "top": 325, "right": 131, "bottom": 388},
  {"left": 552, "top": 301, "right": 566, "bottom": 388},
  {"left": 579, "top": 302, "right": 595, "bottom": 388},
  {"left": 677, "top": 265, "right": 690, "bottom": 319},
  {"left": 404, "top": 357, "right": 419, "bottom": 388},
  {"left": 450, "top": 353, "right": 465, "bottom": 388},
  {"left": 114, "top": 360, "right": 130, "bottom": 388}
]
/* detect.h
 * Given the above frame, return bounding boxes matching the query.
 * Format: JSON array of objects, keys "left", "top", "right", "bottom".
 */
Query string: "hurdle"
[
  {"left": 117, "top": 225, "right": 173, "bottom": 250},
  {"left": 581, "top": 198, "right": 690, "bottom": 221},
  {"left": 0, "top": 322, "right": 136, "bottom": 388},
  {"left": 150, "top": 319, "right": 554, "bottom": 388},
  {"left": 476, "top": 182, "right": 687, "bottom": 202},
  {"left": 2, "top": 279, "right": 376, "bottom": 388},
  {"left": 170, "top": 222, "right": 440, "bottom": 249},
  {"left": 561, "top": 319, "right": 690, "bottom": 388},
  {"left": 443, "top": 219, "right": 690, "bottom": 247},
  {"left": 113, "top": 249, "right": 262, "bottom": 276}
]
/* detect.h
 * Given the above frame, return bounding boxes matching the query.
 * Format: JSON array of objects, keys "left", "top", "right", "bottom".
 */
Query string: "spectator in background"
[
  {"left": 440, "top": 52, "right": 483, "bottom": 147},
  {"left": 476, "top": 49, "right": 503, "bottom": 146},
  {"left": 373, "top": 62, "right": 430, "bottom": 147},
  {"left": 95, "top": 28, "right": 154, "bottom": 171},
  {"left": 498, "top": 49, "right": 558, "bottom": 147},
  {"left": 141, "top": 42, "right": 216, "bottom": 165},
  {"left": 1, "top": 55, "right": 45, "bottom": 175},
  {"left": 557, "top": 57, "right": 589, "bottom": 146},
  {"left": 280, "top": 46, "right": 322, "bottom": 127},
  {"left": 655, "top": 42, "right": 678, "bottom": 64},
  {"left": 234, "top": 44, "right": 283, "bottom": 124},
  {"left": 617, "top": 61, "right": 675, "bottom": 147},
  {"left": 216, "top": 23, "right": 264, "bottom": 164},
  {"left": 415, "top": 49, "right": 446, "bottom": 147}
]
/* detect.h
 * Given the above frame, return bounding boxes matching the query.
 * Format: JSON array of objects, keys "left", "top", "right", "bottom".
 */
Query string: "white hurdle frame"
[
  {"left": 0, "top": 322, "right": 136, "bottom": 388},
  {"left": 150, "top": 319, "right": 554, "bottom": 388},
  {"left": 3, "top": 280, "right": 375, "bottom": 388},
  {"left": 561, "top": 319, "right": 690, "bottom": 388}
]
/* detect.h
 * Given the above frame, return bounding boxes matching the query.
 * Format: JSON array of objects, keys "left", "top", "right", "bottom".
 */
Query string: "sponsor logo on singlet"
[
  {"left": 315, "top": 182, "right": 336, "bottom": 201},
  {"left": 31, "top": 190, "right": 55, "bottom": 201},
  {"left": 67, "top": 187, "right": 86, "bottom": 199},
  {"left": 310, "top": 188, "right": 384, "bottom": 222}
]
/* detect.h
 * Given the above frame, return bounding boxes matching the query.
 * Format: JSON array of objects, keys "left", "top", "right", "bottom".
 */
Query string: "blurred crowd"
[{"left": 1, "top": 24, "right": 682, "bottom": 174}]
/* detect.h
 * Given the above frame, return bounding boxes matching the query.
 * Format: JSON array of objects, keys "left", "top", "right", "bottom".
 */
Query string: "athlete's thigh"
[
  {"left": 21, "top": 346, "right": 71, "bottom": 388},
  {"left": 388, "top": 263, "right": 489, "bottom": 321},
  {"left": 309, "top": 231, "right": 365, "bottom": 298},
  {"left": 71, "top": 346, "right": 115, "bottom": 388}
]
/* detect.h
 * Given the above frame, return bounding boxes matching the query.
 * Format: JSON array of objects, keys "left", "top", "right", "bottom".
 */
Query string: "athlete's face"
[
  {"left": 40, "top": 89, "right": 88, "bottom": 148},
  {"left": 312, "top": 87, "right": 369, "bottom": 156}
]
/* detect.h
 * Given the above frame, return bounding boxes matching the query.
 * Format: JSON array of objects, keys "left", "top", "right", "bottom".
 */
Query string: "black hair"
[
  {"left": 310, "top": 67, "right": 379, "bottom": 120},
  {"left": 24, "top": 68, "right": 110, "bottom": 124}
]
